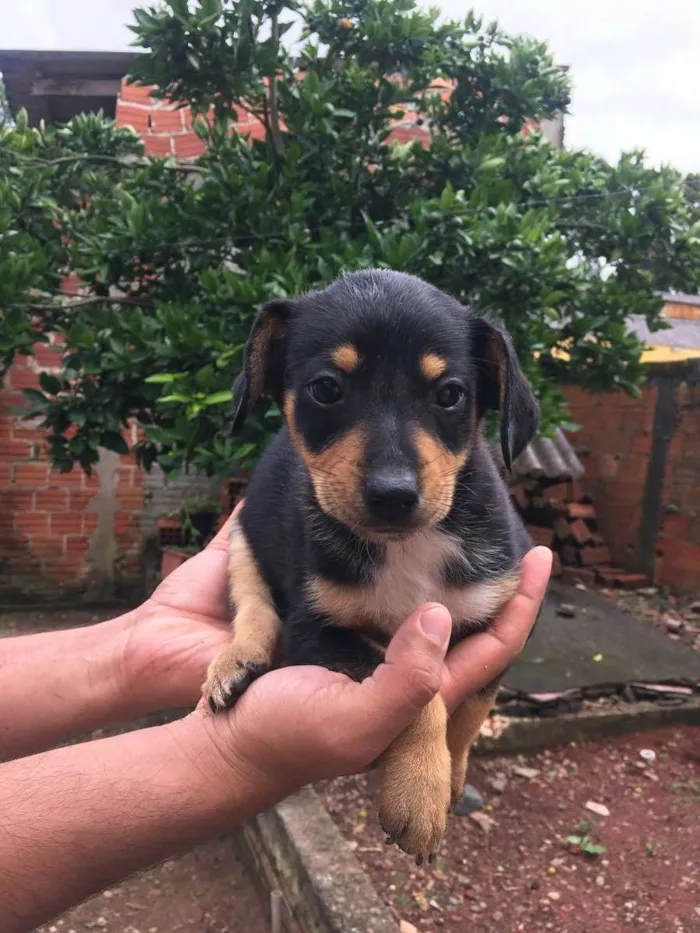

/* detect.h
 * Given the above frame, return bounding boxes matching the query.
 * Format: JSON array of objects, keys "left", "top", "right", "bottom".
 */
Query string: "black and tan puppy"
[{"left": 202, "top": 269, "right": 539, "bottom": 863}]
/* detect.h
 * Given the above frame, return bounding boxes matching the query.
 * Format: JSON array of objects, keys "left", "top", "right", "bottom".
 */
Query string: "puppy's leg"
[
  {"left": 447, "top": 687, "right": 499, "bottom": 805},
  {"left": 202, "top": 516, "right": 280, "bottom": 712},
  {"left": 378, "top": 695, "right": 451, "bottom": 864}
]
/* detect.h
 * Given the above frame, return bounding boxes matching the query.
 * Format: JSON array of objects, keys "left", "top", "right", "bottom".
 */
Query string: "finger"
[
  {"left": 207, "top": 498, "right": 245, "bottom": 552},
  {"left": 343, "top": 603, "right": 452, "bottom": 750},
  {"left": 441, "top": 546, "right": 552, "bottom": 713}
]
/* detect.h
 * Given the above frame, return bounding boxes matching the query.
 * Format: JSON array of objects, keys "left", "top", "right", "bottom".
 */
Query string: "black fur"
[{"left": 233, "top": 270, "right": 539, "bottom": 680}]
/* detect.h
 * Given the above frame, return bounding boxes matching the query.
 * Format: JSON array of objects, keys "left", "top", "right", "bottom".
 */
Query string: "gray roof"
[
  {"left": 628, "top": 314, "right": 700, "bottom": 350},
  {"left": 661, "top": 291, "right": 700, "bottom": 308},
  {"left": 492, "top": 429, "right": 584, "bottom": 482}
]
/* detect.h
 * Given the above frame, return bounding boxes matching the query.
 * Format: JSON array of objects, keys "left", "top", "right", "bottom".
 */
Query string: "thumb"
[{"left": 345, "top": 604, "right": 452, "bottom": 752}]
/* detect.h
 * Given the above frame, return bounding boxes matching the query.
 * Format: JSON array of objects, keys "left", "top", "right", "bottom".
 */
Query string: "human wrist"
[{"left": 164, "top": 709, "right": 291, "bottom": 823}]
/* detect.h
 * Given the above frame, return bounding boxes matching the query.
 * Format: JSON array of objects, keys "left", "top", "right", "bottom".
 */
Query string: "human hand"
[
  {"left": 118, "top": 503, "right": 243, "bottom": 712},
  {"left": 192, "top": 546, "right": 552, "bottom": 806}
]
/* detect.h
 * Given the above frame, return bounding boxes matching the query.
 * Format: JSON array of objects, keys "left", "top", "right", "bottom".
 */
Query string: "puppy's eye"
[
  {"left": 435, "top": 381, "right": 466, "bottom": 410},
  {"left": 308, "top": 376, "right": 343, "bottom": 406}
]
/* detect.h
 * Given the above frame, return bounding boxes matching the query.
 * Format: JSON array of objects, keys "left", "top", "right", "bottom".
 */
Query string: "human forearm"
[{"left": 0, "top": 711, "right": 277, "bottom": 933}]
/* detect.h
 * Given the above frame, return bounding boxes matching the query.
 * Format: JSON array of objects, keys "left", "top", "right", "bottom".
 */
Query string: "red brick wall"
[
  {"left": 656, "top": 381, "right": 700, "bottom": 591},
  {"left": 565, "top": 376, "right": 700, "bottom": 593},
  {"left": 0, "top": 341, "right": 145, "bottom": 600}
]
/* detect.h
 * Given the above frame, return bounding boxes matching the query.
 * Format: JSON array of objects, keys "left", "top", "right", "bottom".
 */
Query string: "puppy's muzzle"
[{"left": 363, "top": 467, "right": 420, "bottom": 529}]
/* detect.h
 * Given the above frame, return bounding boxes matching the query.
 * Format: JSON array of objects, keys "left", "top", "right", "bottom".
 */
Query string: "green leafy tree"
[{"left": 1, "top": 0, "right": 699, "bottom": 476}]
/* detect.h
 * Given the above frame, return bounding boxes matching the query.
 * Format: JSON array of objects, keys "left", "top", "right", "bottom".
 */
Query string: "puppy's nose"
[{"left": 364, "top": 469, "right": 419, "bottom": 524}]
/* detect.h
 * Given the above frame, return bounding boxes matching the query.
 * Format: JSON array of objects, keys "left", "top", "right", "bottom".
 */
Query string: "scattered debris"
[
  {"left": 662, "top": 614, "right": 684, "bottom": 634},
  {"left": 557, "top": 603, "right": 576, "bottom": 618},
  {"left": 453, "top": 784, "right": 485, "bottom": 816},
  {"left": 513, "top": 765, "right": 541, "bottom": 780},
  {"left": 639, "top": 749, "right": 656, "bottom": 764},
  {"left": 585, "top": 800, "right": 610, "bottom": 818},
  {"left": 487, "top": 774, "right": 508, "bottom": 795},
  {"left": 468, "top": 811, "right": 496, "bottom": 833},
  {"left": 592, "top": 653, "right": 604, "bottom": 662}
]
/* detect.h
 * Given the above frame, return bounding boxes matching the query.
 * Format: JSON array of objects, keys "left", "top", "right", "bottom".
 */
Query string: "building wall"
[{"left": 565, "top": 361, "right": 700, "bottom": 592}]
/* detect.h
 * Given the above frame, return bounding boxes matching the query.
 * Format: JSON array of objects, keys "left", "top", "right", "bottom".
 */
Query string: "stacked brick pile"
[{"left": 511, "top": 477, "right": 649, "bottom": 589}]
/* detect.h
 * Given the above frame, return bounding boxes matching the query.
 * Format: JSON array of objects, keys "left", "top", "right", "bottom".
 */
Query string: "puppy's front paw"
[
  {"left": 378, "top": 747, "right": 451, "bottom": 865},
  {"left": 202, "top": 646, "right": 270, "bottom": 713}
]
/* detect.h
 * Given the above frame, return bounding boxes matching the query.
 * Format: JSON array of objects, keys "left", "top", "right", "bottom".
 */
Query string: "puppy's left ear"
[
  {"left": 231, "top": 299, "right": 295, "bottom": 434},
  {"left": 472, "top": 318, "right": 539, "bottom": 471}
]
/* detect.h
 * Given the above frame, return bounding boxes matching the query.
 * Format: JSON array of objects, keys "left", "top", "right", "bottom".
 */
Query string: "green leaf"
[
  {"left": 145, "top": 373, "right": 178, "bottom": 384},
  {"left": 202, "top": 390, "right": 233, "bottom": 406},
  {"left": 100, "top": 431, "right": 130, "bottom": 455},
  {"left": 39, "top": 373, "right": 62, "bottom": 395},
  {"left": 22, "top": 388, "right": 49, "bottom": 409}
]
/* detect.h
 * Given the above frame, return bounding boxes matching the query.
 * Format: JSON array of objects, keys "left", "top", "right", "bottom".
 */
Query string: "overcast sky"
[{"left": 4, "top": 0, "right": 700, "bottom": 172}]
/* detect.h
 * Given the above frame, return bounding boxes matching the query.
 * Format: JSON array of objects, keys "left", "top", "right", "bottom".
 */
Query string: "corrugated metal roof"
[
  {"left": 629, "top": 314, "right": 700, "bottom": 351},
  {"left": 491, "top": 429, "right": 584, "bottom": 481}
]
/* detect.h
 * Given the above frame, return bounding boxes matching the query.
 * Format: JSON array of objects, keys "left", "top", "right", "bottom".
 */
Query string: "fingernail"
[{"left": 419, "top": 604, "right": 451, "bottom": 646}]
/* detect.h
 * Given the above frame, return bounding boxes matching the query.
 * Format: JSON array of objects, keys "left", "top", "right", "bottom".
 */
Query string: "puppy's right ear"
[{"left": 231, "top": 299, "right": 295, "bottom": 434}]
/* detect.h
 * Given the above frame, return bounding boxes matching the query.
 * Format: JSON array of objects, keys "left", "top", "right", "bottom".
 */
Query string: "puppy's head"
[{"left": 232, "top": 270, "right": 538, "bottom": 537}]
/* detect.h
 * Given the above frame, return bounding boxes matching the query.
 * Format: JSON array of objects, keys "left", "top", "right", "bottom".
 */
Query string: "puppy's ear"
[
  {"left": 231, "top": 299, "right": 295, "bottom": 434},
  {"left": 472, "top": 318, "right": 539, "bottom": 471}
]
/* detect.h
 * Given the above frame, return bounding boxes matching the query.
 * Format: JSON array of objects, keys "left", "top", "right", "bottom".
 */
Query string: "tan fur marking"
[
  {"left": 331, "top": 343, "right": 360, "bottom": 373},
  {"left": 202, "top": 516, "right": 281, "bottom": 710},
  {"left": 285, "top": 391, "right": 365, "bottom": 525},
  {"left": 308, "top": 547, "right": 519, "bottom": 637},
  {"left": 248, "top": 312, "right": 285, "bottom": 400},
  {"left": 414, "top": 427, "right": 469, "bottom": 522},
  {"left": 420, "top": 352, "right": 447, "bottom": 381},
  {"left": 378, "top": 695, "right": 451, "bottom": 859},
  {"left": 447, "top": 692, "right": 498, "bottom": 804}
]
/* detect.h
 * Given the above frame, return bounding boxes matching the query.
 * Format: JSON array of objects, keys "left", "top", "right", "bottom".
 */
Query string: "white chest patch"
[{"left": 309, "top": 529, "right": 519, "bottom": 635}]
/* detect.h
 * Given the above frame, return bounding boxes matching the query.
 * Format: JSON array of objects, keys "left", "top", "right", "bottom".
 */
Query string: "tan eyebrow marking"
[
  {"left": 331, "top": 343, "right": 360, "bottom": 373},
  {"left": 420, "top": 352, "right": 447, "bottom": 380}
]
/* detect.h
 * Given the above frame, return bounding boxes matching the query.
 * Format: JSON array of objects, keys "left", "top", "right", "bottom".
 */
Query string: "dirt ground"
[
  {"left": 34, "top": 837, "right": 268, "bottom": 933},
  {"left": 319, "top": 726, "right": 700, "bottom": 933}
]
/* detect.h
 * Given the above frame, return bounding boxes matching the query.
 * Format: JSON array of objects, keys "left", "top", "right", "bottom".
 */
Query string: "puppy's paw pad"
[
  {"left": 378, "top": 793, "right": 448, "bottom": 864},
  {"left": 202, "top": 654, "right": 270, "bottom": 712}
]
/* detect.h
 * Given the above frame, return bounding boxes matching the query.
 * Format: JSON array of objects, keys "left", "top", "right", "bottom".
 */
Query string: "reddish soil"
[
  {"left": 318, "top": 726, "right": 700, "bottom": 933},
  {"left": 35, "top": 837, "right": 268, "bottom": 933}
]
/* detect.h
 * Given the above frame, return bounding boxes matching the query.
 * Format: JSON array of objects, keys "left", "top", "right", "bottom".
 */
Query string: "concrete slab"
[{"left": 504, "top": 581, "right": 700, "bottom": 694}]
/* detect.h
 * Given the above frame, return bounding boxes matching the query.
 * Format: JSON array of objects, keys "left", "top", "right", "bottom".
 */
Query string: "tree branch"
[{"left": 26, "top": 295, "right": 154, "bottom": 313}]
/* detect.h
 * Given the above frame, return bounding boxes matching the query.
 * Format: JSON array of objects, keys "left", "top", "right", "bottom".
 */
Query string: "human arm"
[{"left": 0, "top": 546, "right": 551, "bottom": 933}]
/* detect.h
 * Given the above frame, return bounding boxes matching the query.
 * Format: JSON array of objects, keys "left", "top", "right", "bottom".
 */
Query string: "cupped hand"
[
  {"left": 118, "top": 503, "right": 243, "bottom": 710},
  {"left": 197, "top": 546, "right": 552, "bottom": 800}
]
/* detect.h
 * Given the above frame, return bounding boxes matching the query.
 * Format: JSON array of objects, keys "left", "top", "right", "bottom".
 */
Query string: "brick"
[
  {"left": 569, "top": 519, "right": 593, "bottom": 545},
  {"left": 613, "top": 572, "right": 649, "bottom": 589},
  {"left": 15, "top": 511, "right": 50, "bottom": 534},
  {"left": 65, "top": 534, "right": 89, "bottom": 556},
  {"left": 0, "top": 390, "right": 27, "bottom": 414},
  {"left": 116, "top": 489, "right": 144, "bottom": 509},
  {"left": 0, "top": 490, "right": 34, "bottom": 512},
  {"left": 560, "top": 566, "right": 597, "bottom": 587},
  {"left": 527, "top": 525, "right": 554, "bottom": 548},
  {"left": 14, "top": 463, "right": 49, "bottom": 488},
  {"left": 150, "top": 108, "right": 185, "bottom": 132},
  {"left": 1, "top": 439, "right": 34, "bottom": 460},
  {"left": 69, "top": 491, "right": 96, "bottom": 511},
  {"left": 0, "top": 462, "right": 12, "bottom": 487},
  {"left": 35, "top": 488, "right": 70, "bottom": 511},
  {"left": 50, "top": 512, "right": 84, "bottom": 535},
  {"left": 49, "top": 468, "right": 85, "bottom": 487},
  {"left": 580, "top": 545, "right": 612, "bottom": 566},
  {"left": 33, "top": 344, "right": 63, "bottom": 368},
  {"left": 567, "top": 503, "right": 596, "bottom": 520},
  {"left": 542, "top": 482, "right": 569, "bottom": 504},
  {"left": 30, "top": 535, "right": 66, "bottom": 557},
  {"left": 115, "top": 103, "right": 151, "bottom": 135},
  {"left": 83, "top": 513, "right": 99, "bottom": 536},
  {"left": 118, "top": 81, "right": 154, "bottom": 104},
  {"left": 172, "top": 133, "right": 206, "bottom": 158},
  {"left": 8, "top": 367, "right": 39, "bottom": 389},
  {"left": 143, "top": 135, "right": 173, "bottom": 157}
]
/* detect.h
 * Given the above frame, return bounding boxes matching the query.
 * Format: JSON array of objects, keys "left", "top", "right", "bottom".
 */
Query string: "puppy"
[{"left": 202, "top": 269, "right": 539, "bottom": 863}]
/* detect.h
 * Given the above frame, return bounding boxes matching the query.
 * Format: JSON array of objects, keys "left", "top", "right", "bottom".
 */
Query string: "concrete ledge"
[
  {"left": 478, "top": 698, "right": 700, "bottom": 754},
  {"left": 235, "top": 787, "right": 396, "bottom": 933}
]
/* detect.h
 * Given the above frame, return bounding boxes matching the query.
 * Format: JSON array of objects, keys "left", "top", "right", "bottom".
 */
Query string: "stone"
[
  {"left": 513, "top": 765, "right": 541, "bottom": 780},
  {"left": 662, "top": 614, "right": 684, "bottom": 634},
  {"left": 557, "top": 603, "right": 576, "bottom": 618},
  {"left": 585, "top": 800, "right": 610, "bottom": 818},
  {"left": 468, "top": 811, "right": 496, "bottom": 832},
  {"left": 453, "top": 783, "right": 485, "bottom": 816},
  {"left": 488, "top": 774, "right": 508, "bottom": 794},
  {"left": 689, "top": 600, "right": 700, "bottom": 615}
]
